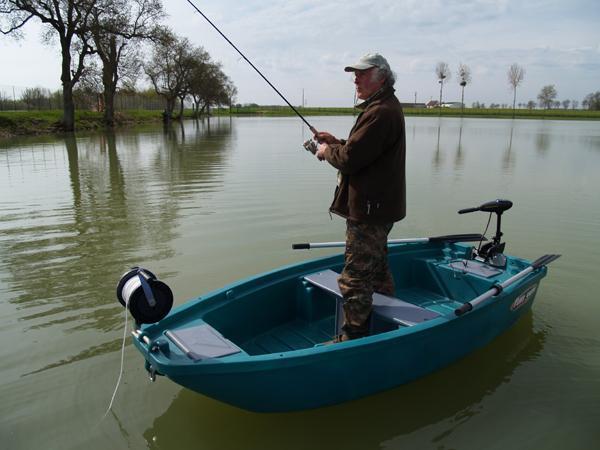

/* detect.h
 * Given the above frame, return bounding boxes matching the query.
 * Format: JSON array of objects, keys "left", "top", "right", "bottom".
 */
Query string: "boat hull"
[{"left": 133, "top": 242, "right": 547, "bottom": 412}]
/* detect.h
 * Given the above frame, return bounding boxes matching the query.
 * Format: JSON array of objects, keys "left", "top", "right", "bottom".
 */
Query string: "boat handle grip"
[{"left": 454, "top": 302, "right": 473, "bottom": 316}]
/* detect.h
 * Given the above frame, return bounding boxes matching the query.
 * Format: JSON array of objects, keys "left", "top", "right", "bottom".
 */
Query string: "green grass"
[
  {"left": 214, "top": 105, "right": 600, "bottom": 120},
  {"left": 0, "top": 109, "right": 166, "bottom": 138}
]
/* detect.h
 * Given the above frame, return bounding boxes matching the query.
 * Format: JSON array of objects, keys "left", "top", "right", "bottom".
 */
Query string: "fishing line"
[
  {"left": 185, "top": 0, "right": 317, "bottom": 134},
  {"left": 103, "top": 295, "right": 130, "bottom": 419}
]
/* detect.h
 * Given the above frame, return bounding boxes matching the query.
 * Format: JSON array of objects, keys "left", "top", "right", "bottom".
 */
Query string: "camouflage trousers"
[{"left": 338, "top": 219, "right": 394, "bottom": 338}]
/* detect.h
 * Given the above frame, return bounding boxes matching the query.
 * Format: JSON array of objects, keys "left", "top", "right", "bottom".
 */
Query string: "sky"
[{"left": 1, "top": 0, "right": 599, "bottom": 107}]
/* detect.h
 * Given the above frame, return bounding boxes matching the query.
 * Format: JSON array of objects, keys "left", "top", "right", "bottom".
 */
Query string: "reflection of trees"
[
  {"left": 535, "top": 127, "right": 550, "bottom": 154},
  {"left": 503, "top": 123, "right": 516, "bottom": 171},
  {"left": 454, "top": 121, "right": 465, "bottom": 170},
  {"left": 1, "top": 119, "right": 232, "bottom": 372},
  {"left": 433, "top": 120, "right": 444, "bottom": 170},
  {"left": 144, "top": 312, "right": 545, "bottom": 449}
]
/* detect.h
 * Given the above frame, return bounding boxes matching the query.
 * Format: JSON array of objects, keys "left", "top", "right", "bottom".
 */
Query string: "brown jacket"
[{"left": 323, "top": 86, "right": 406, "bottom": 224}]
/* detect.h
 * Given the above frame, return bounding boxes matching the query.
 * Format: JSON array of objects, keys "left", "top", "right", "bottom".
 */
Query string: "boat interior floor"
[{"left": 238, "top": 269, "right": 463, "bottom": 355}]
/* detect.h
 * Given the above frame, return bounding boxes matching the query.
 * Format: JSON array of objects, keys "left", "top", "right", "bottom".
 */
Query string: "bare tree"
[
  {"left": 507, "top": 63, "right": 525, "bottom": 116},
  {"left": 1, "top": 0, "right": 96, "bottom": 131},
  {"left": 88, "top": 0, "right": 164, "bottom": 125},
  {"left": 538, "top": 85, "right": 557, "bottom": 109},
  {"left": 435, "top": 62, "right": 451, "bottom": 110},
  {"left": 457, "top": 63, "right": 471, "bottom": 115}
]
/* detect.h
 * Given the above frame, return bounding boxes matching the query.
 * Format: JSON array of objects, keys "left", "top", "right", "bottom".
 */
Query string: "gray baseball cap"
[{"left": 344, "top": 53, "right": 391, "bottom": 72}]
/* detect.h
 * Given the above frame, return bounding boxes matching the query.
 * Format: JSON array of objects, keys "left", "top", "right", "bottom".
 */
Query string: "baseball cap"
[{"left": 344, "top": 53, "right": 391, "bottom": 72}]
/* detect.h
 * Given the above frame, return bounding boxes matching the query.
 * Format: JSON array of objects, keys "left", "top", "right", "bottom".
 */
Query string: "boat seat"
[
  {"left": 304, "top": 270, "right": 440, "bottom": 332},
  {"left": 164, "top": 323, "right": 241, "bottom": 361}
]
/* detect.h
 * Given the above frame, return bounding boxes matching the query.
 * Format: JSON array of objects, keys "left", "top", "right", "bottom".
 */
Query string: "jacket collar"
[{"left": 355, "top": 86, "right": 396, "bottom": 110}]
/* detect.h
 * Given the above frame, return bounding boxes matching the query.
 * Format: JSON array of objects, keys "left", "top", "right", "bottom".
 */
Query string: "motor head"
[{"left": 458, "top": 199, "right": 513, "bottom": 215}]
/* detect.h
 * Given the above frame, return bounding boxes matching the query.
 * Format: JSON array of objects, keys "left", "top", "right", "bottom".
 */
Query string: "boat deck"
[
  {"left": 240, "top": 316, "right": 334, "bottom": 354},
  {"left": 238, "top": 287, "right": 460, "bottom": 355},
  {"left": 397, "top": 287, "right": 462, "bottom": 315}
]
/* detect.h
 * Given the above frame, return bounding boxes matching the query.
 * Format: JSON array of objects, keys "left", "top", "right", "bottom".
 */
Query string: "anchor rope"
[{"left": 103, "top": 295, "right": 130, "bottom": 418}]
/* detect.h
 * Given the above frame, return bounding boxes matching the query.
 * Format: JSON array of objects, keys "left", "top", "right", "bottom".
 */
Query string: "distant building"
[
  {"left": 426, "top": 100, "right": 439, "bottom": 108},
  {"left": 441, "top": 102, "right": 464, "bottom": 108}
]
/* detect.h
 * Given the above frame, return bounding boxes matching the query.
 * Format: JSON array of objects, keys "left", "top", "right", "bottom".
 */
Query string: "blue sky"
[{"left": 1, "top": 0, "right": 599, "bottom": 106}]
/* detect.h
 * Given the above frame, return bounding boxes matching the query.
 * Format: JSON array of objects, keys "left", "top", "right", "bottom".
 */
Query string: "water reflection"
[
  {"left": 142, "top": 313, "right": 545, "bottom": 450},
  {"left": 433, "top": 120, "right": 444, "bottom": 170},
  {"left": 454, "top": 121, "right": 465, "bottom": 170},
  {"left": 502, "top": 123, "right": 516, "bottom": 171},
  {"left": 535, "top": 126, "right": 551, "bottom": 154},
  {"left": 0, "top": 119, "right": 233, "bottom": 371}
]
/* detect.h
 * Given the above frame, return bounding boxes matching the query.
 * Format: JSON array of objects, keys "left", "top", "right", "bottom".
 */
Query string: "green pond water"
[{"left": 1, "top": 116, "right": 599, "bottom": 449}]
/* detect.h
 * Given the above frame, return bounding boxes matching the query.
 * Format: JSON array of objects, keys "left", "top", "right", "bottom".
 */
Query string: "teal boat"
[{"left": 118, "top": 200, "right": 559, "bottom": 412}]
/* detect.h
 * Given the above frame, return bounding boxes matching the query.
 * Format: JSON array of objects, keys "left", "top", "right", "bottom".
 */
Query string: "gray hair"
[{"left": 372, "top": 66, "right": 396, "bottom": 86}]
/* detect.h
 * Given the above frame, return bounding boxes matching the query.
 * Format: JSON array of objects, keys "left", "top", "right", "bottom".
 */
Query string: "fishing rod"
[{"left": 186, "top": 0, "right": 318, "bottom": 135}]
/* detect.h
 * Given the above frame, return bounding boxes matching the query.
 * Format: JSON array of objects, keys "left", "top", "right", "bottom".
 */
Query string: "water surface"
[{"left": 1, "top": 116, "right": 599, "bottom": 449}]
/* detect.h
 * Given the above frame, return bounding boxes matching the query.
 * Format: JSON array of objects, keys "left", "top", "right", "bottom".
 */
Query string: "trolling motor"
[
  {"left": 116, "top": 267, "right": 173, "bottom": 325},
  {"left": 458, "top": 199, "right": 513, "bottom": 268}
]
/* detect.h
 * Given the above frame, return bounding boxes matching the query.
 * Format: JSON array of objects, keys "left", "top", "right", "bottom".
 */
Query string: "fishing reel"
[
  {"left": 303, "top": 139, "right": 317, "bottom": 154},
  {"left": 458, "top": 199, "right": 513, "bottom": 268}
]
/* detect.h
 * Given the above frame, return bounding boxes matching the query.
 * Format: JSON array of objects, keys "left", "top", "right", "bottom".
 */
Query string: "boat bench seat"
[
  {"left": 164, "top": 323, "right": 241, "bottom": 361},
  {"left": 304, "top": 269, "right": 440, "bottom": 331}
]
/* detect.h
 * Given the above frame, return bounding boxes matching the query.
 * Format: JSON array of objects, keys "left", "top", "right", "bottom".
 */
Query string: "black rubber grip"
[
  {"left": 458, "top": 207, "right": 480, "bottom": 214},
  {"left": 292, "top": 243, "right": 310, "bottom": 250},
  {"left": 455, "top": 302, "right": 473, "bottom": 316}
]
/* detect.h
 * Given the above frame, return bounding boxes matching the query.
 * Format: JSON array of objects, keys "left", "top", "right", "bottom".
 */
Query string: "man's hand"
[
  {"left": 314, "top": 131, "right": 340, "bottom": 145},
  {"left": 316, "top": 143, "right": 328, "bottom": 161}
]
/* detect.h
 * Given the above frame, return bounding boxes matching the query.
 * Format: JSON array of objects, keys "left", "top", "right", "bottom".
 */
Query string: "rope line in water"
[{"left": 103, "top": 296, "right": 129, "bottom": 418}]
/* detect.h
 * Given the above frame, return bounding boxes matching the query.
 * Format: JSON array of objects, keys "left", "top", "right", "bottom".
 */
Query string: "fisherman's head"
[{"left": 344, "top": 53, "right": 395, "bottom": 99}]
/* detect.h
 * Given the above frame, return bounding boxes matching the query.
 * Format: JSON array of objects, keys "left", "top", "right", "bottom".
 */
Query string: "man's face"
[{"left": 354, "top": 67, "right": 384, "bottom": 100}]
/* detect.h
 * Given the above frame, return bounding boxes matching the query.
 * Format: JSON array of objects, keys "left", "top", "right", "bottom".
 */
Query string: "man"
[{"left": 314, "top": 53, "right": 406, "bottom": 342}]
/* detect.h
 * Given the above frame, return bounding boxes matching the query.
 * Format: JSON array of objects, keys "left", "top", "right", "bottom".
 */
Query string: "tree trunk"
[
  {"left": 178, "top": 96, "right": 185, "bottom": 120},
  {"left": 101, "top": 37, "right": 119, "bottom": 126},
  {"left": 62, "top": 83, "right": 76, "bottom": 132},
  {"left": 60, "top": 40, "right": 76, "bottom": 132},
  {"left": 438, "top": 80, "right": 444, "bottom": 116},
  {"left": 104, "top": 88, "right": 116, "bottom": 125},
  {"left": 163, "top": 97, "right": 176, "bottom": 123}
]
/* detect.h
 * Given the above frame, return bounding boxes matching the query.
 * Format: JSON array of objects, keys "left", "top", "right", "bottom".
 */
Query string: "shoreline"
[{"left": 1, "top": 107, "right": 599, "bottom": 140}]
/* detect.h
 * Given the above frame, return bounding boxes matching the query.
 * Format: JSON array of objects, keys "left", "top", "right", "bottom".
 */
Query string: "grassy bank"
[
  {"left": 215, "top": 105, "right": 600, "bottom": 120},
  {"left": 2, "top": 106, "right": 599, "bottom": 139},
  {"left": 0, "top": 110, "right": 167, "bottom": 138}
]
